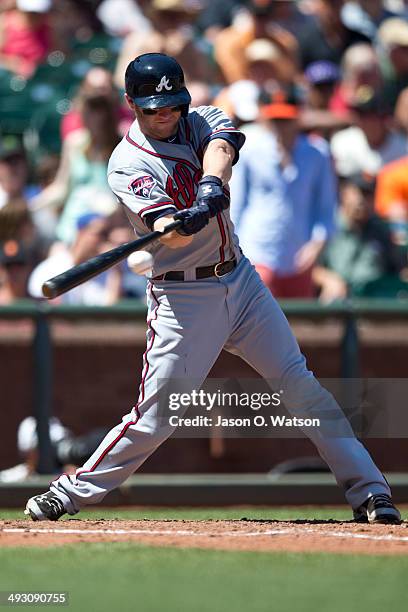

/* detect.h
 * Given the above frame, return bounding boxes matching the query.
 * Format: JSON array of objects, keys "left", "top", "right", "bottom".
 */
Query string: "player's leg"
[
  {"left": 225, "top": 258, "right": 398, "bottom": 519},
  {"left": 25, "top": 280, "right": 230, "bottom": 519}
]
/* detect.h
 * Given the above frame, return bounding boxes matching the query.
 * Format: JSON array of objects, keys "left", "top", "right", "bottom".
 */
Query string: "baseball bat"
[{"left": 42, "top": 219, "right": 183, "bottom": 299}]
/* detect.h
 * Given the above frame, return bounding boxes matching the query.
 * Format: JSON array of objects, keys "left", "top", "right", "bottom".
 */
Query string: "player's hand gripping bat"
[{"left": 42, "top": 219, "right": 183, "bottom": 299}]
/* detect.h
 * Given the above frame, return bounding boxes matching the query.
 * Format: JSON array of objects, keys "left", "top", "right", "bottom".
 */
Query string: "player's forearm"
[
  {"left": 202, "top": 139, "right": 235, "bottom": 185},
  {"left": 153, "top": 215, "right": 193, "bottom": 248}
]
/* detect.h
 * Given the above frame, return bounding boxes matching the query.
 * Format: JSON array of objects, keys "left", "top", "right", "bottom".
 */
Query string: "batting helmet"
[{"left": 125, "top": 53, "right": 191, "bottom": 116}]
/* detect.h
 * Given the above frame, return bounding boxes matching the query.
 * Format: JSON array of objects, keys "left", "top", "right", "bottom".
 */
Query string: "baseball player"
[{"left": 25, "top": 53, "right": 400, "bottom": 524}]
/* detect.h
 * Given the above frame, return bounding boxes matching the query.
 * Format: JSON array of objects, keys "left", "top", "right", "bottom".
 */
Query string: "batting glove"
[
  {"left": 196, "top": 175, "right": 229, "bottom": 218},
  {"left": 174, "top": 204, "right": 210, "bottom": 236}
]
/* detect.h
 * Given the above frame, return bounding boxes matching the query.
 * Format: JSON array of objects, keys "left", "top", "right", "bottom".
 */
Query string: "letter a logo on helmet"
[{"left": 156, "top": 76, "right": 172, "bottom": 93}]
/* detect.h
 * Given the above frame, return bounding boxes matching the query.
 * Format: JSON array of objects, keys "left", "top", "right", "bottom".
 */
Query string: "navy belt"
[{"left": 153, "top": 257, "right": 237, "bottom": 281}]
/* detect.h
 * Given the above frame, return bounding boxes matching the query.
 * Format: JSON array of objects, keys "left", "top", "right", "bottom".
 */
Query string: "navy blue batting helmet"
[{"left": 125, "top": 53, "right": 191, "bottom": 116}]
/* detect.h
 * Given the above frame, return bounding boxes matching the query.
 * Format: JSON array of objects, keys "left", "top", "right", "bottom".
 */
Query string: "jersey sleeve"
[
  {"left": 108, "top": 168, "right": 177, "bottom": 229},
  {"left": 192, "top": 106, "right": 246, "bottom": 164}
]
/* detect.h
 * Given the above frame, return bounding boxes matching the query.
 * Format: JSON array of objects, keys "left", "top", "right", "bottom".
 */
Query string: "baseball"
[{"left": 127, "top": 250, "right": 153, "bottom": 275}]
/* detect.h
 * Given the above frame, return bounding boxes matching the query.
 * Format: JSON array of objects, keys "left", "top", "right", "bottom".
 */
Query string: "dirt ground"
[{"left": 1, "top": 519, "right": 408, "bottom": 555}]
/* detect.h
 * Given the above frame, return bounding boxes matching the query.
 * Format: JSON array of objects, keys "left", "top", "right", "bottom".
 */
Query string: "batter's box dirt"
[{"left": 1, "top": 519, "right": 408, "bottom": 555}]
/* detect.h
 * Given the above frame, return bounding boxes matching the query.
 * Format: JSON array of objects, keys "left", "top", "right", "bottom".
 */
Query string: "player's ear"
[{"left": 125, "top": 94, "right": 136, "bottom": 112}]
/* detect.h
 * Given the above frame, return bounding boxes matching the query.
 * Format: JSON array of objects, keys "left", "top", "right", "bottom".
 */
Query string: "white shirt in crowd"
[{"left": 331, "top": 126, "right": 408, "bottom": 176}]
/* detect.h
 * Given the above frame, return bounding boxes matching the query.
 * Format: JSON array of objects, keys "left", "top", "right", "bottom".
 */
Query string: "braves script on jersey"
[{"left": 107, "top": 106, "right": 243, "bottom": 276}]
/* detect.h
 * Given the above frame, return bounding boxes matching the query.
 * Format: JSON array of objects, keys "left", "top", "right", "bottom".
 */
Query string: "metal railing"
[{"left": 2, "top": 298, "right": 408, "bottom": 472}]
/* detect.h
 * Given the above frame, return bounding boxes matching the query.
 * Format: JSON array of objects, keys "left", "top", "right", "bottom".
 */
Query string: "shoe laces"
[
  {"left": 38, "top": 493, "right": 65, "bottom": 518},
  {"left": 369, "top": 494, "right": 394, "bottom": 509}
]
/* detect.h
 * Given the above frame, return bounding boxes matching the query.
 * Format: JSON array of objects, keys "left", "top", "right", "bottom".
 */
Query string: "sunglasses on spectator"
[{"left": 142, "top": 106, "right": 182, "bottom": 116}]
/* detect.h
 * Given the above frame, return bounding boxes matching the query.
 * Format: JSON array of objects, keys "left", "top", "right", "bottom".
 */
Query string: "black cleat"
[
  {"left": 24, "top": 491, "right": 67, "bottom": 521},
  {"left": 353, "top": 493, "right": 401, "bottom": 524}
]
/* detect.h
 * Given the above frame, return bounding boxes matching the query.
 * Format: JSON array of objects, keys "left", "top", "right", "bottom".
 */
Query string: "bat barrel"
[{"left": 41, "top": 219, "right": 182, "bottom": 299}]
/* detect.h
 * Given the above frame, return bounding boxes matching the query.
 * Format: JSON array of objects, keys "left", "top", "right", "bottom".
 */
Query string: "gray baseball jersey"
[{"left": 107, "top": 105, "right": 243, "bottom": 276}]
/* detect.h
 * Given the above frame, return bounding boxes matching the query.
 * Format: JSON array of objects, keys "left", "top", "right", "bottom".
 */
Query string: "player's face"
[{"left": 130, "top": 99, "right": 182, "bottom": 140}]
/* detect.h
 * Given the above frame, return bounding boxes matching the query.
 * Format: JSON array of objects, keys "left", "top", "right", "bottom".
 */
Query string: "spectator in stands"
[
  {"left": 246, "top": 0, "right": 312, "bottom": 36},
  {"left": 187, "top": 80, "right": 213, "bottom": 108},
  {"left": 0, "top": 137, "right": 30, "bottom": 211},
  {"left": 304, "top": 61, "right": 341, "bottom": 110},
  {"left": 195, "top": 0, "right": 243, "bottom": 44},
  {"left": 0, "top": 137, "right": 46, "bottom": 254},
  {"left": 61, "top": 67, "right": 132, "bottom": 140},
  {"left": 330, "top": 43, "right": 384, "bottom": 116},
  {"left": 50, "top": 0, "right": 106, "bottom": 55},
  {"left": 375, "top": 156, "right": 408, "bottom": 244},
  {"left": 0, "top": 240, "right": 33, "bottom": 304},
  {"left": 394, "top": 86, "right": 408, "bottom": 135},
  {"left": 214, "top": 79, "right": 261, "bottom": 128},
  {"left": 0, "top": 198, "right": 33, "bottom": 244},
  {"left": 230, "top": 89, "right": 337, "bottom": 298},
  {"left": 342, "top": 1, "right": 399, "bottom": 40},
  {"left": 301, "top": 60, "right": 349, "bottom": 137},
  {"left": 377, "top": 17, "right": 408, "bottom": 108},
  {"left": 213, "top": 38, "right": 297, "bottom": 126},
  {"left": 331, "top": 87, "right": 408, "bottom": 176},
  {"left": 0, "top": 0, "right": 53, "bottom": 77},
  {"left": 313, "top": 173, "right": 406, "bottom": 301},
  {"left": 297, "top": 0, "right": 370, "bottom": 69},
  {"left": 96, "top": 0, "right": 152, "bottom": 38},
  {"left": 214, "top": 0, "right": 301, "bottom": 84},
  {"left": 245, "top": 37, "right": 298, "bottom": 89},
  {"left": 31, "top": 92, "right": 120, "bottom": 245},
  {"left": 0, "top": 416, "right": 109, "bottom": 482},
  {"left": 114, "top": 0, "right": 212, "bottom": 88},
  {"left": 28, "top": 213, "right": 123, "bottom": 305}
]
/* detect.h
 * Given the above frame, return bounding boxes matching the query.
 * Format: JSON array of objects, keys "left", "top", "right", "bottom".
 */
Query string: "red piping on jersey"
[
  {"left": 126, "top": 130, "right": 229, "bottom": 265},
  {"left": 75, "top": 283, "right": 159, "bottom": 478},
  {"left": 216, "top": 213, "right": 227, "bottom": 263},
  {"left": 139, "top": 200, "right": 175, "bottom": 218},
  {"left": 126, "top": 132, "right": 200, "bottom": 173}
]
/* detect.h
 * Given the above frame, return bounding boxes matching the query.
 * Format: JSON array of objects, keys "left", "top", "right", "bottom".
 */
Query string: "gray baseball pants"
[{"left": 51, "top": 257, "right": 390, "bottom": 513}]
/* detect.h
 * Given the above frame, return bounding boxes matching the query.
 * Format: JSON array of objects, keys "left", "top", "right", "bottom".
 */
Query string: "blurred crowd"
[{"left": 1, "top": 0, "right": 408, "bottom": 305}]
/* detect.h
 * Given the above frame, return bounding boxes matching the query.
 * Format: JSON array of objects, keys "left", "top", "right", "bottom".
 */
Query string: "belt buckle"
[{"left": 214, "top": 261, "right": 230, "bottom": 278}]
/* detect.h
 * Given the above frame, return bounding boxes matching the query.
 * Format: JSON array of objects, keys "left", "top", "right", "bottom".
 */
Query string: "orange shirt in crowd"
[{"left": 375, "top": 157, "right": 408, "bottom": 219}]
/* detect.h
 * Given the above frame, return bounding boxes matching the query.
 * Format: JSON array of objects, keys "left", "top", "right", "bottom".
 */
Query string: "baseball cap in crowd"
[
  {"left": 0, "top": 240, "right": 29, "bottom": 266},
  {"left": 350, "top": 86, "right": 391, "bottom": 115},
  {"left": 228, "top": 80, "right": 261, "bottom": 122},
  {"left": 245, "top": 39, "right": 282, "bottom": 65},
  {"left": 304, "top": 61, "right": 340, "bottom": 86},
  {"left": 76, "top": 212, "right": 104, "bottom": 231},
  {"left": 16, "top": 0, "right": 52, "bottom": 12},
  {"left": 378, "top": 18, "right": 408, "bottom": 49},
  {"left": 260, "top": 87, "right": 300, "bottom": 120}
]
